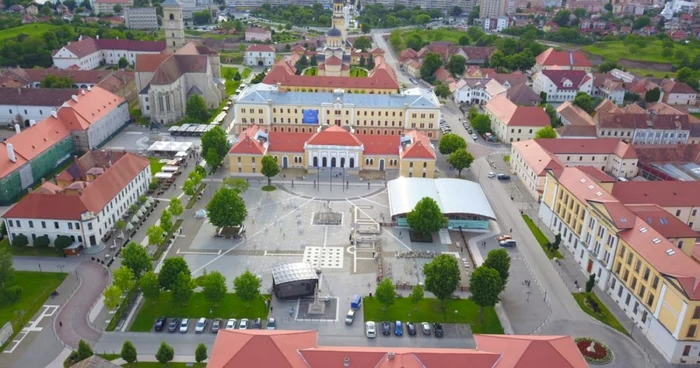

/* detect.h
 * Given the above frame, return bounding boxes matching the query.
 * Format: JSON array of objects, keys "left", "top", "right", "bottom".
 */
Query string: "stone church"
[{"left": 134, "top": 0, "right": 224, "bottom": 124}]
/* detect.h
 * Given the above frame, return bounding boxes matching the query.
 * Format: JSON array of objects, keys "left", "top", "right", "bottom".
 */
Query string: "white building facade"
[
  {"left": 244, "top": 45, "right": 276, "bottom": 67},
  {"left": 533, "top": 70, "right": 593, "bottom": 103}
]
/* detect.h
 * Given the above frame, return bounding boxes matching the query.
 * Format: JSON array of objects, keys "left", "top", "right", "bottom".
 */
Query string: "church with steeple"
[{"left": 319, "top": 0, "right": 351, "bottom": 77}]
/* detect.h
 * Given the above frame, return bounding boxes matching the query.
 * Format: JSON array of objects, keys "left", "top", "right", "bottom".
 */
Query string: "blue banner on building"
[{"left": 302, "top": 109, "right": 319, "bottom": 124}]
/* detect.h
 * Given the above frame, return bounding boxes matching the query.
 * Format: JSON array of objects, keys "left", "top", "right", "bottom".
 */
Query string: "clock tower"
[{"left": 162, "top": 0, "right": 185, "bottom": 53}]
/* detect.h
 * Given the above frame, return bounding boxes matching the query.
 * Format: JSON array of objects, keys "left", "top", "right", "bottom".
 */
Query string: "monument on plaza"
[{"left": 306, "top": 283, "right": 326, "bottom": 315}]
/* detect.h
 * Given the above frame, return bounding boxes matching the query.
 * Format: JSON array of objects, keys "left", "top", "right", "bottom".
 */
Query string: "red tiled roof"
[
  {"left": 475, "top": 335, "right": 588, "bottom": 368},
  {"left": 268, "top": 132, "right": 313, "bottom": 152},
  {"left": 306, "top": 126, "right": 363, "bottom": 146},
  {"left": 324, "top": 56, "right": 343, "bottom": 66},
  {"left": 535, "top": 138, "right": 636, "bottom": 158},
  {"left": 536, "top": 48, "right": 591, "bottom": 68},
  {"left": 209, "top": 330, "right": 316, "bottom": 368},
  {"left": 263, "top": 57, "right": 399, "bottom": 90},
  {"left": 61, "top": 37, "right": 165, "bottom": 59},
  {"left": 401, "top": 130, "right": 436, "bottom": 159},
  {"left": 247, "top": 44, "right": 275, "bottom": 52},
  {"left": 135, "top": 53, "right": 171, "bottom": 72},
  {"left": 577, "top": 166, "right": 616, "bottom": 182},
  {"left": 611, "top": 181, "right": 700, "bottom": 207},
  {"left": 627, "top": 204, "right": 699, "bottom": 239},
  {"left": 539, "top": 70, "right": 590, "bottom": 90},
  {"left": 3, "top": 152, "right": 149, "bottom": 220},
  {"left": 229, "top": 126, "right": 267, "bottom": 155},
  {"left": 357, "top": 134, "right": 400, "bottom": 155},
  {"left": 4, "top": 118, "right": 71, "bottom": 163},
  {"left": 246, "top": 27, "right": 270, "bottom": 35},
  {"left": 556, "top": 124, "right": 597, "bottom": 137},
  {"left": 661, "top": 79, "right": 696, "bottom": 95},
  {"left": 633, "top": 144, "right": 700, "bottom": 164}
]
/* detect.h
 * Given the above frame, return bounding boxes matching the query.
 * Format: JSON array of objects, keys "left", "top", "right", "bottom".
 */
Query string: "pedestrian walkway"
[{"left": 109, "top": 354, "right": 198, "bottom": 365}]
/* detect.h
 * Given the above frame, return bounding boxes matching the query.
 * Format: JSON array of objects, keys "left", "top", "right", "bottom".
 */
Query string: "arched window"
[
  {"left": 313, "top": 157, "right": 318, "bottom": 167},
  {"left": 169, "top": 13, "right": 174, "bottom": 20},
  {"left": 340, "top": 157, "right": 345, "bottom": 167},
  {"left": 172, "top": 33, "right": 175, "bottom": 38},
  {"left": 322, "top": 157, "right": 328, "bottom": 167},
  {"left": 349, "top": 157, "right": 355, "bottom": 168}
]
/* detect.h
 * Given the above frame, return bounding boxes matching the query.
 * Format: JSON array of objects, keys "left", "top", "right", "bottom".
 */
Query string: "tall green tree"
[
  {"left": 140, "top": 270, "right": 161, "bottom": 303},
  {"left": 202, "top": 271, "right": 227, "bottom": 306},
  {"left": 459, "top": 35, "right": 470, "bottom": 46},
  {"left": 420, "top": 53, "right": 442, "bottom": 83},
  {"left": 223, "top": 177, "right": 250, "bottom": 193},
  {"left": 185, "top": 94, "right": 210, "bottom": 121},
  {"left": 103, "top": 285, "right": 123, "bottom": 310},
  {"left": 121, "top": 242, "right": 152, "bottom": 278},
  {"left": 0, "top": 246, "right": 14, "bottom": 289},
  {"left": 409, "top": 284, "right": 424, "bottom": 305},
  {"left": 205, "top": 148, "right": 223, "bottom": 174},
  {"left": 233, "top": 270, "right": 261, "bottom": 306},
  {"left": 353, "top": 36, "right": 372, "bottom": 51},
  {"left": 534, "top": 126, "right": 557, "bottom": 139},
  {"left": 448, "top": 148, "right": 474, "bottom": 177},
  {"left": 160, "top": 209, "right": 173, "bottom": 234},
  {"left": 573, "top": 92, "right": 595, "bottom": 114},
  {"left": 120, "top": 340, "right": 138, "bottom": 366},
  {"left": 183, "top": 179, "right": 196, "bottom": 196},
  {"left": 645, "top": 87, "right": 661, "bottom": 102},
  {"left": 483, "top": 249, "right": 511, "bottom": 291},
  {"left": 406, "top": 34, "right": 425, "bottom": 51},
  {"left": 423, "top": 254, "right": 461, "bottom": 308},
  {"left": 406, "top": 197, "right": 448, "bottom": 235},
  {"left": 172, "top": 271, "right": 195, "bottom": 305},
  {"left": 446, "top": 55, "right": 466, "bottom": 76},
  {"left": 118, "top": 56, "right": 128, "bottom": 68},
  {"left": 361, "top": 23, "right": 371, "bottom": 34},
  {"left": 146, "top": 225, "right": 164, "bottom": 246},
  {"left": 77, "top": 339, "right": 94, "bottom": 361},
  {"left": 40, "top": 75, "right": 74, "bottom": 88},
  {"left": 470, "top": 114, "right": 492, "bottom": 134},
  {"left": 438, "top": 133, "right": 467, "bottom": 155},
  {"left": 434, "top": 83, "right": 451, "bottom": 98},
  {"left": 261, "top": 155, "right": 280, "bottom": 186},
  {"left": 206, "top": 187, "right": 248, "bottom": 228},
  {"left": 375, "top": 278, "right": 396, "bottom": 310},
  {"left": 585, "top": 274, "right": 596, "bottom": 293},
  {"left": 545, "top": 104, "right": 559, "bottom": 127},
  {"left": 159, "top": 257, "right": 191, "bottom": 290},
  {"left": 195, "top": 343, "right": 208, "bottom": 364},
  {"left": 113, "top": 266, "right": 136, "bottom": 292},
  {"left": 201, "top": 127, "right": 230, "bottom": 172},
  {"left": 155, "top": 341, "right": 174, "bottom": 365},
  {"left": 470, "top": 266, "right": 503, "bottom": 322},
  {"left": 168, "top": 197, "right": 183, "bottom": 218}
]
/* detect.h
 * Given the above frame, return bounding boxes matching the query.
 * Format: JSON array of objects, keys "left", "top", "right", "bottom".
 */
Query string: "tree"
[
  {"left": 12, "top": 234, "right": 28, "bottom": 247},
  {"left": 168, "top": 197, "right": 183, "bottom": 218},
  {"left": 361, "top": 23, "right": 371, "bottom": 34},
  {"left": 155, "top": 341, "right": 174, "bottom": 365},
  {"left": 171, "top": 271, "right": 194, "bottom": 305},
  {"left": 183, "top": 179, "right": 196, "bottom": 197},
  {"left": 206, "top": 187, "right": 248, "bottom": 228},
  {"left": 185, "top": 95, "right": 210, "bottom": 121},
  {"left": 0, "top": 246, "right": 14, "bottom": 289},
  {"left": 354, "top": 36, "right": 372, "bottom": 51},
  {"left": 223, "top": 177, "right": 249, "bottom": 193},
  {"left": 676, "top": 67, "right": 699, "bottom": 90},
  {"left": 447, "top": 148, "right": 474, "bottom": 177},
  {"left": 375, "top": 278, "right": 396, "bottom": 310},
  {"left": 662, "top": 47, "right": 674, "bottom": 59},
  {"left": 159, "top": 257, "right": 190, "bottom": 290},
  {"left": 483, "top": 249, "right": 511, "bottom": 290},
  {"left": 188, "top": 170, "right": 203, "bottom": 186},
  {"left": 33, "top": 235, "right": 49, "bottom": 248},
  {"left": 573, "top": 7, "right": 586, "bottom": 18},
  {"left": 40, "top": 4, "right": 54, "bottom": 15},
  {"left": 115, "top": 219, "right": 127, "bottom": 238},
  {"left": 572, "top": 92, "right": 595, "bottom": 114},
  {"left": 434, "top": 83, "right": 451, "bottom": 98},
  {"left": 438, "top": 133, "right": 466, "bottom": 155},
  {"left": 140, "top": 270, "right": 160, "bottom": 302},
  {"left": 458, "top": 35, "right": 470, "bottom": 46},
  {"left": 604, "top": 2, "right": 612, "bottom": 11},
  {"left": 233, "top": 270, "right": 261, "bottom": 305},
  {"left": 201, "top": 127, "right": 230, "bottom": 172},
  {"left": 598, "top": 61, "right": 618, "bottom": 73},
  {"left": 193, "top": 10, "right": 212, "bottom": 25},
  {"left": 103, "top": 285, "right": 123, "bottom": 310},
  {"left": 406, "top": 197, "right": 448, "bottom": 235},
  {"left": 388, "top": 30, "right": 403, "bottom": 51},
  {"left": 551, "top": 233, "right": 562, "bottom": 253},
  {"left": 309, "top": 54, "right": 318, "bottom": 67},
  {"left": 552, "top": 9, "right": 571, "bottom": 27},
  {"left": 420, "top": 53, "right": 442, "bottom": 83},
  {"left": 113, "top": 266, "right": 136, "bottom": 292},
  {"left": 40, "top": 75, "right": 74, "bottom": 88},
  {"left": 423, "top": 254, "right": 461, "bottom": 308},
  {"left": 194, "top": 165, "right": 207, "bottom": 178},
  {"left": 205, "top": 148, "right": 223, "bottom": 174},
  {"left": 113, "top": 4, "right": 122, "bottom": 13},
  {"left": 585, "top": 274, "right": 596, "bottom": 293},
  {"left": 118, "top": 56, "right": 128, "bottom": 69},
  {"left": 535, "top": 126, "right": 557, "bottom": 139},
  {"left": 121, "top": 242, "right": 152, "bottom": 278},
  {"left": 451, "top": 5, "right": 463, "bottom": 16},
  {"left": 146, "top": 225, "right": 164, "bottom": 246},
  {"left": 121, "top": 341, "right": 137, "bottom": 366},
  {"left": 195, "top": 343, "right": 208, "bottom": 364},
  {"left": 470, "top": 114, "right": 492, "bottom": 134},
  {"left": 409, "top": 284, "right": 424, "bottom": 305},
  {"left": 367, "top": 55, "right": 375, "bottom": 69},
  {"left": 446, "top": 55, "right": 466, "bottom": 76},
  {"left": 632, "top": 15, "right": 651, "bottom": 30},
  {"left": 77, "top": 339, "right": 94, "bottom": 361},
  {"left": 233, "top": 19, "right": 244, "bottom": 32},
  {"left": 645, "top": 87, "right": 661, "bottom": 102},
  {"left": 160, "top": 209, "right": 173, "bottom": 234},
  {"left": 406, "top": 34, "right": 425, "bottom": 52},
  {"left": 469, "top": 266, "right": 503, "bottom": 322},
  {"left": 261, "top": 155, "right": 280, "bottom": 186},
  {"left": 359, "top": 56, "right": 366, "bottom": 68},
  {"left": 545, "top": 104, "right": 558, "bottom": 127},
  {"left": 202, "top": 271, "right": 227, "bottom": 306}
]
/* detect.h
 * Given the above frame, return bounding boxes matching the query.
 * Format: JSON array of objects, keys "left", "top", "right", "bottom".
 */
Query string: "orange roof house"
[{"left": 534, "top": 48, "right": 591, "bottom": 71}]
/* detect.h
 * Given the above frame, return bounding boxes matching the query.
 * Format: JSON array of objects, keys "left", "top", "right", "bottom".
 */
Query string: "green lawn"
[
  {"left": 522, "top": 215, "right": 562, "bottom": 259},
  {"left": 225, "top": 80, "right": 241, "bottom": 95},
  {"left": 97, "top": 353, "right": 121, "bottom": 361},
  {"left": 130, "top": 292, "right": 269, "bottom": 332},
  {"left": 573, "top": 292, "right": 628, "bottom": 336},
  {"left": 363, "top": 297, "right": 503, "bottom": 334},
  {"left": 241, "top": 68, "right": 252, "bottom": 79},
  {"left": 0, "top": 271, "right": 66, "bottom": 342},
  {"left": 220, "top": 52, "right": 244, "bottom": 64},
  {"left": 624, "top": 67, "right": 675, "bottom": 79},
  {"left": 395, "top": 28, "right": 468, "bottom": 51},
  {"left": 222, "top": 66, "right": 239, "bottom": 79},
  {"left": 350, "top": 67, "right": 368, "bottom": 78},
  {"left": 0, "top": 238, "right": 63, "bottom": 257},
  {"left": 303, "top": 67, "right": 319, "bottom": 76},
  {"left": 273, "top": 31, "right": 301, "bottom": 43},
  {"left": 692, "top": 113, "right": 700, "bottom": 119},
  {"left": 0, "top": 24, "right": 62, "bottom": 40},
  {"left": 149, "top": 158, "right": 164, "bottom": 175},
  {"left": 129, "top": 100, "right": 150, "bottom": 127},
  {"left": 583, "top": 40, "right": 700, "bottom": 68}
]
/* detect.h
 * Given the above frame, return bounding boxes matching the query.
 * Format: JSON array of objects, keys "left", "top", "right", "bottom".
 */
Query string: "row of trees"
[
  {"left": 251, "top": 3, "right": 333, "bottom": 27},
  {"left": 357, "top": 4, "right": 444, "bottom": 28},
  {"left": 437, "top": 134, "right": 474, "bottom": 177},
  {"left": 68, "top": 338, "right": 208, "bottom": 366}
]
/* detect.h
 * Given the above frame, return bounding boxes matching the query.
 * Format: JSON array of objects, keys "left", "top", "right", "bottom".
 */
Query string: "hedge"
[
  {"left": 185, "top": 183, "right": 207, "bottom": 210},
  {"left": 105, "top": 286, "right": 139, "bottom": 332},
  {"left": 151, "top": 219, "right": 184, "bottom": 261}
]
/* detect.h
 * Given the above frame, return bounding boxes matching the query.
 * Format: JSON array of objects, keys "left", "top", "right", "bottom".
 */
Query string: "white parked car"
[
  {"left": 225, "top": 318, "right": 237, "bottom": 330},
  {"left": 179, "top": 318, "right": 189, "bottom": 333},
  {"left": 239, "top": 318, "right": 249, "bottom": 330},
  {"left": 194, "top": 318, "right": 207, "bottom": 333},
  {"left": 471, "top": 134, "right": 478, "bottom": 140},
  {"left": 488, "top": 172, "right": 495, "bottom": 178},
  {"left": 366, "top": 321, "right": 376, "bottom": 338}
]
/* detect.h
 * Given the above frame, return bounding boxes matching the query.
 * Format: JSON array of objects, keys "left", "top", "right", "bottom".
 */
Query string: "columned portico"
[{"left": 306, "top": 144, "right": 363, "bottom": 170}]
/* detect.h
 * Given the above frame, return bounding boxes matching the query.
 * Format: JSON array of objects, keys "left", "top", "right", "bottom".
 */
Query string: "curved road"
[{"left": 55, "top": 261, "right": 109, "bottom": 348}]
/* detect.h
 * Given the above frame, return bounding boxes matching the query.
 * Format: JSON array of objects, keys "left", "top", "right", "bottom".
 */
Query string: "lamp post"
[{"left": 330, "top": 165, "right": 333, "bottom": 192}]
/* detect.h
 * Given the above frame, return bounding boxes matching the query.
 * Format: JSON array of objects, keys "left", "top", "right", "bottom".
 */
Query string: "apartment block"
[{"left": 124, "top": 7, "right": 159, "bottom": 30}]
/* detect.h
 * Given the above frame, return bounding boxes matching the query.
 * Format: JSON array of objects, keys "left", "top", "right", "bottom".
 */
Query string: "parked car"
[
  {"left": 211, "top": 319, "right": 222, "bottom": 333},
  {"left": 345, "top": 310, "right": 356, "bottom": 325},
  {"left": 421, "top": 322, "right": 431, "bottom": 335},
  {"left": 488, "top": 172, "right": 495, "bottom": 178},
  {"left": 168, "top": 318, "right": 179, "bottom": 332},
  {"left": 252, "top": 318, "right": 262, "bottom": 329},
  {"left": 154, "top": 317, "right": 166, "bottom": 332},
  {"left": 179, "top": 318, "right": 189, "bottom": 333},
  {"left": 381, "top": 321, "right": 391, "bottom": 336},
  {"left": 497, "top": 174, "right": 510, "bottom": 180},
  {"left": 471, "top": 134, "right": 478, "bottom": 140},
  {"left": 499, "top": 239, "right": 517, "bottom": 247},
  {"left": 394, "top": 321, "right": 403, "bottom": 336},
  {"left": 267, "top": 318, "right": 276, "bottom": 330},
  {"left": 497, "top": 234, "right": 512, "bottom": 242},
  {"left": 406, "top": 322, "right": 416, "bottom": 336},
  {"left": 225, "top": 318, "right": 237, "bottom": 330},
  {"left": 239, "top": 318, "right": 249, "bottom": 330},
  {"left": 433, "top": 323, "right": 444, "bottom": 338},
  {"left": 366, "top": 321, "right": 376, "bottom": 338},
  {"left": 195, "top": 318, "right": 207, "bottom": 333}
]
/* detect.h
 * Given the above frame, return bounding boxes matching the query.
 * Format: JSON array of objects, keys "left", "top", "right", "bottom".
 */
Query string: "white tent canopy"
[
  {"left": 154, "top": 172, "right": 173, "bottom": 179},
  {"left": 175, "top": 151, "right": 187, "bottom": 158},
  {"left": 161, "top": 165, "right": 180, "bottom": 172},
  {"left": 387, "top": 178, "right": 496, "bottom": 220},
  {"left": 147, "top": 141, "right": 193, "bottom": 153}
]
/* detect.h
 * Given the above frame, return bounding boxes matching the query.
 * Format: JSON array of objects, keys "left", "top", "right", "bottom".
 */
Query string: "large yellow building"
[
  {"left": 228, "top": 125, "right": 437, "bottom": 178},
  {"left": 538, "top": 167, "right": 700, "bottom": 365},
  {"left": 233, "top": 83, "right": 442, "bottom": 139}
]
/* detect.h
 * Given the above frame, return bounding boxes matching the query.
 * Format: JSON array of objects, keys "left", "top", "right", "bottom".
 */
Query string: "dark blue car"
[{"left": 394, "top": 321, "right": 403, "bottom": 336}]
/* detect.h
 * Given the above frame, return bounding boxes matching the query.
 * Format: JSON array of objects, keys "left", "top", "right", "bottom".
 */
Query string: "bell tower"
[
  {"left": 332, "top": 0, "right": 346, "bottom": 42},
  {"left": 162, "top": 0, "right": 185, "bottom": 53}
]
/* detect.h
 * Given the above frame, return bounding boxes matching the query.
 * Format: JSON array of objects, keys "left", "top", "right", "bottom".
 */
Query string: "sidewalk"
[{"left": 110, "top": 354, "right": 198, "bottom": 365}]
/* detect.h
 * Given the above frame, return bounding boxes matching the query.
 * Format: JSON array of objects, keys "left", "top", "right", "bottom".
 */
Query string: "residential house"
[
  {"left": 594, "top": 99, "right": 692, "bottom": 144},
  {"left": 25, "top": 4, "right": 37, "bottom": 14},
  {"left": 533, "top": 48, "right": 592, "bottom": 73},
  {"left": 532, "top": 70, "right": 593, "bottom": 102},
  {"left": 660, "top": 79, "right": 697, "bottom": 105},
  {"left": 592, "top": 73, "right": 626, "bottom": 105},
  {"left": 485, "top": 94, "right": 551, "bottom": 142},
  {"left": 453, "top": 78, "right": 507, "bottom": 105},
  {"left": 556, "top": 101, "right": 595, "bottom": 126},
  {"left": 244, "top": 45, "right": 275, "bottom": 67}
]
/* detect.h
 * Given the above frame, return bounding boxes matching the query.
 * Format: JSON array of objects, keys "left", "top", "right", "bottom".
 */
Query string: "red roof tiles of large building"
[
  {"left": 485, "top": 95, "right": 550, "bottom": 127},
  {"left": 401, "top": 130, "right": 436, "bottom": 159},
  {"left": 229, "top": 126, "right": 267, "bottom": 155},
  {"left": 535, "top": 48, "right": 591, "bottom": 68},
  {"left": 357, "top": 134, "right": 400, "bottom": 155},
  {"left": 306, "top": 126, "right": 363, "bottom": 146},
  {"left": 535, "top": 138, "right": 636, "bottom": 158},
  {"left": 661, "top": 79, "right": 696, "bottom": 95},
  {"left": 208, "top": 330, "right": 587, "bottom": 368},
  {"left": 627, "top": 204, "right": 699, "bottom": 239},
  {"left": 3, "top": 152, "right": 149, "bottom": 220},
  {"left": 268, "top": 132, "right": 313, "bottom": 152},
  {"left": 247, "top": 44, "right": 275, "bottom": 52},
  {"left": 61, "top": 37, "right": 165, "bottom": 59},
  {"left": 539, "top": 70, "right": 591, "bottom": 90},
  {"left": 611, "top": 181, "right": 700, "bottom": 207},
  {"left": 263, "top": 57, "right": 399, "bottom": 90}
]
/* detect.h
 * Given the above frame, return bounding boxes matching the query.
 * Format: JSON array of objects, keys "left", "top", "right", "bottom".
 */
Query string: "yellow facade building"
[
  {"left": 228, "top": 125, "right": 437, "bottom": 178},
  {"left": 538, "top": 167, "right": 700, "bottom": 365}
]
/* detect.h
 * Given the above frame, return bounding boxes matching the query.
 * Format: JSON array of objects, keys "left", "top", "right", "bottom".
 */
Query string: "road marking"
[
  {"left": 3, "top": 305, "right": 59, "bottom": 353},
  {"left": 125, "top": 132, "right": 143, "bottom": 135},
  {"left": 176, "top": 248, "right": 220, "bottom": 255},
  {"left": 356, "top": 197, "right": 389, "bottom": 208},
  {"left": 263, "top": 251, "right": 302, "bottom": 257}
]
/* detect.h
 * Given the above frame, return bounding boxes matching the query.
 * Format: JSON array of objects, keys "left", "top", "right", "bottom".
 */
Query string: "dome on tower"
[{"left": 327, "top": 27, "right": 342, "bottom": 37}]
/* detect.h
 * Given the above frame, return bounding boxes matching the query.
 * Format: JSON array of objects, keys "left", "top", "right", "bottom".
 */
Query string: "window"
[
  {"left": 694, "top": 306, "right": 700, "bottom": 319},
  {"left": 630, "top": 277, "right": 637, "bottom": 290},
  {"left": 88, "top": 223, "right": 93, "bottom": 230},
  {"left": 646, "top": 293, "right": 655, "bottom": 307},
  {"left": 676, "top": 209, "right": 682, "bottom": 216},
  {"left": 625, "top": 294, "right": 631, "bottom": 305},
  {"left": 76, "top": 223, "right": 80, "bottom": 230},
  {"left": 688, "top": 325, "right": 697, "bottom": 338},
  {"left": 683, "top": 345, "right": 691, "bottom": 356},
  {"left": 54, "top": 222, "right": 59, "bottom": 229},
  {"left": 28, "top": 221, "right": 33, "bottom": 228},
  {"left": 617, "top": 285, "right": 623, "bottom": 297},
  {"left": 41, "top": 221, "right": 46, "bottom": 229},
  {"left": 642, "top": 267, "right": 650, "bottom": 281},
  {"left": 651, "top": 275, "right": 659, "bottom": 289},
  {"left": 634, "top": 260, "right": 641, "bottom": 273},
  {"left": 68, "top": 223, "right": 73, "bottom": 230}
]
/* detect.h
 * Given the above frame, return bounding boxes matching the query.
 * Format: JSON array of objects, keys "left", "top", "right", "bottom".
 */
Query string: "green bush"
[
  {"left": 34, "top": 235, "right": 50, "bottom": 248},
  {"left": 63, "top": 351, "right": 79, "bottom": 368},
  {"left": 55, "top": 235, "right": 73, "bottom": 250},
  {"left": 4, "top": 285, "right": 23, "bottom": 302},
  {"left": 12, "top": 234, "right": 28, "bottom": 247}
]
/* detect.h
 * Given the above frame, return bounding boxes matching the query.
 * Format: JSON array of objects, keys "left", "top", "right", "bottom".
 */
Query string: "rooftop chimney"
[
  {"left": 51, "top": 111, "right": 58, "bottom": 119},
  {"left": 14, "top": 124, "right": 20, "bottom": 134},
  {"left": 81, "top": 89, "right": 86, "bottom": 95},
  {"left": 7, "top": 143, "right": 16, "bottom": 163},
  {"left": 71, "top": 95, "right": 78, "bottom": 102},
  {"left": 343, "top": 357, "right": 350, "bottom": 366},
  {"left": 78, "top": 35, "right": 82, "bottom": 41},
  {"left": 29, "top": 120, "right": 36, "bottom": 127},
  {"left": 387, "top": 352, "right": 395, "bottom": 361}
]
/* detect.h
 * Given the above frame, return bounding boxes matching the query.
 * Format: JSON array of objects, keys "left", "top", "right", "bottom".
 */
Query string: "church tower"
[
  {"left": 332, "top": 0, "right": 346, "bottom": 43},
  {"left": 162, "top": 0, "right": 185, "bottom": 53}
]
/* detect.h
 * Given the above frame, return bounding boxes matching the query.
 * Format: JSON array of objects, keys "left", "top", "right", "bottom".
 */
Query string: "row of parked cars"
[
  {"left": 154, "top": 317, "right": 276, "bottom": 333},
  {"left": 365, "top": 321, "right": 444, "bottom": 338}
]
